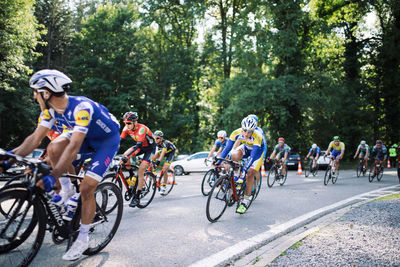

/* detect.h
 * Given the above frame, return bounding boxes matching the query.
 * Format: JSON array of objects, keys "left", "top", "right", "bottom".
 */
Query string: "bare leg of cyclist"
[
  {"left": 130, "top": 160, "right": 150, "bottom": 207},
  {"left": 162, "top": 163, "right": 169, "bottom": 185}
]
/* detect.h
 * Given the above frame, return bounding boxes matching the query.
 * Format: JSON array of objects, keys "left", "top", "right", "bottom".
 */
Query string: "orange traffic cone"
[
  {"left": 297, "top": 161, "right": 303, "bottom": 175},
  {"left": 261, "top": 164, "right": 267, "bottom": 177},
  {"left": 387, "top": 160, "right": 391, "bottom": 168},
  {"left": 168, "top": 166, "right": 177, "bottom": 185}
]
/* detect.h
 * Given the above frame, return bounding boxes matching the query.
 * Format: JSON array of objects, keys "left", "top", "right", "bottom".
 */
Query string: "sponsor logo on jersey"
[
  {"left": 75, "top": 110, "right": 90, "bottom": 127},
  {"left": 139, "top": 128, "right": 145, "bottom": 135},
  {"left": 42, "top": 109, "right": 52, "bottom": 120},
  {"left": 96, "top": 119, "right": 111, "bottom": 133}
]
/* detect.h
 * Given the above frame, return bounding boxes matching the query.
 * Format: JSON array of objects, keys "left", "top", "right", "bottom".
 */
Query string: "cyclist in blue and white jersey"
[
  {"left": 205, "top": 130, "right": 228, "bottom": 163},
  {"left": 0, "top": 69, "right": 120, "bottom": 261},
  {"left": 353, "top": 140, "right": 370, "bottom": 170},
  {"left": 217, "top": 116, "right": 266, "bottom": 214},
  {"left": 305, "top": 144, "right": 320, "bottom": 170}
]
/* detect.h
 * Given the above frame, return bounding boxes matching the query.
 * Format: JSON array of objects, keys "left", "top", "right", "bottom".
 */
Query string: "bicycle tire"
[
  {"left": 0, "top": 188, "right": 46, "bottom": 267},
  {"left": 102, "top": 172, "right": 123, "bottom": 191},
  {"left": 304, "top": 161, "right": 311, "bottom": 177},
  {"left": 67, "top": 182, "right": 123, "bottom": 256},
  {"left": 368, "top": 167, "right": 375, "bottom": 182},
  {"left": 313, "top": 164, "right": 319, "bottom": 176},
  {"left": 279, "top": 170, "right": 288, "bottom": 186},
  {"left": 324, "top": 167, "right": 331, "bottom": 185},
  {"left": 201, "top": 169, "right": 216, "bottom": 196},
  {"left": 377, "top": 167, "right": 384, "bottom": 181},
  {"left": 332, "top": 171, "right": 338, "bottom": 184},
  {"left": 162, "top": 170, "right": 175, "bottom": 196},
  {"left": 356, "top": 164, "right": 361, "bottom": 177},
  {"left": 243, "top": 176, "right": 257, "bottom": 210},
  {"left": 206, "top": 177, "right": 229, "bottom": 223},
  {"left": 137, "top": 172, "right": 156, "bottom": 209},
  {"left": 253, "top": 171, "right": 262, "bottom": 200},
  {"left": 267, "top": 166, "right": 276, "bottom": 187}
]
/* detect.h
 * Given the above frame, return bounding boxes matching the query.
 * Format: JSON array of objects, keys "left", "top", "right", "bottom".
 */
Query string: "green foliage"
[{"left": 0, "top": 0, "right": 42, "bottom": 148}]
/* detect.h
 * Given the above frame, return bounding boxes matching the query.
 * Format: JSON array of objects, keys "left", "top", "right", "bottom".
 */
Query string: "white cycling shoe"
[{"left": 62, "top": 238, "right": 89, "bottom": 261}]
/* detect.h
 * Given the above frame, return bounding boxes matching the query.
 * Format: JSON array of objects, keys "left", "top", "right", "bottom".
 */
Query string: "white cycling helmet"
[
  {"left": 247, "top": 114, "right": 258, "bottom": 123},
  {"left": 29, "top": 69, "right": 72, "bottom": 93},
  {"left": 241, "top": 116, "right": 257, "bottom": 132},
  {"left": 312, "top": 144, "right": 317, "bottom": 149},
  {"left": 217, "top": 130, "right": 227, "bottom": 138},
  {"left": 360, "top": 140, "right": 366, "bottom": 145}
]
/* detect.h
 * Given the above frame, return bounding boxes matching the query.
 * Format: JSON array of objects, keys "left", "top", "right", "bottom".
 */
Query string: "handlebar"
[
  {"left": 214, "top": 157, "right": 243, "bottom": 167},
  {"left": 0, "top": 149, "right": 51, "bottom": 176}
]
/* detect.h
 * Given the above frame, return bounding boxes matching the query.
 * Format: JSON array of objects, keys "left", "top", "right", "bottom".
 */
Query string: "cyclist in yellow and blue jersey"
[
  {"left": 325, "top": 136, "right": 345, "bottom": 175},
  {"left": 217, "top": 116, "right": 266, "bottom": 214}
]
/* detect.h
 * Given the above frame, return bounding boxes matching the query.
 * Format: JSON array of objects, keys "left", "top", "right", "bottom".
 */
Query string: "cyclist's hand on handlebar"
[
  {"left": 0, "top": 160, "right": 11, "bottom": 173},
  {"left": 39, "top": 174, "right": 57, "bottom": 192},
  {"left": 120, "top": 156, "right": 129, "bottom": 164}
]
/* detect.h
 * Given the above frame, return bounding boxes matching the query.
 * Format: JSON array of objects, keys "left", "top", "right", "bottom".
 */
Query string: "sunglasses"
[
  {"left": 242, "top": 129, "right": 254, "bottom": 133},
  {"left": 155, "top": 137, "right": 161, "bottom": 140},
  {"left": 124, "top": 121, "right": 133, "bottom": 125},
  {"left": 218, "top": 137, "right": 224, "bottom": 139}
]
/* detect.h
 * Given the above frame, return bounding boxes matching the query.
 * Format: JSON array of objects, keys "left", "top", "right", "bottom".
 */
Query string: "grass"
[
  {"left": 278, "top": 241, "right": 303, "bottom": 257},
  {"left": 374, "top": 193, "right": 400, "bottom": 202}
]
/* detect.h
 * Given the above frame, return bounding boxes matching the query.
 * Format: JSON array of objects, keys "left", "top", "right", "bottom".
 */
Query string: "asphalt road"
[{"left": 4, "top": 168, "right": 399, "bottom": 266}]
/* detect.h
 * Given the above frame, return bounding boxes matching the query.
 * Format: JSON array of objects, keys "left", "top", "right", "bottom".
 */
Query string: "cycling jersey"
[
  {"left": 357, "top": 144, "right": 370, "bottom": 155},
  {"left": 257, "top": 127, "right": 268, "bottom": 160},
  {"left": 308, "top": 146, "right": 321, "bottom": 156},
  {"left": 371, "top": 145, "right": 387, "bottom": 161},
  {"left": 38, "top": 95, "right": 120, "bottom": 181},
  {"left": 328, "top": 141, "right": 345, "bottom": 153},
  {"left": 121, "top": 123, "right": 155, "bottom": 158},
  {"left": 274, "top": 144, "right": 291, "bottom": 156},
  {"left": 214, "top": 137, "right": 228, "bottom": 150},
  {"left": 219, "top": 128, "right": 266, "bottom": 172},
  {"left": 156, "top": 139, "right": 176, "bottom": 158}
]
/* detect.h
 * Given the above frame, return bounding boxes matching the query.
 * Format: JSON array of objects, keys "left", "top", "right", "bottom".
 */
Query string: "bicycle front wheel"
[
  {"left": 279, "top": 170, "right": 287, "bottom": 186},
  {"left": 377, "top": 167, "right": 384, "bottom": 181},
  {"left": 162, "top": 170, "right": 175, "bottom": 196},
  {"left": 304, "top": 162, "right": 310, "bottom": 177},
  {"left": 137, "top": 172, "right": 156, "bottom": 209},
  {"left": 267, "top": 167, "right": 276, "bottom": 188},
  {"left": 368, "top": 167, "right": 375, "bottom": 182},
  {"left": 68, "top": 182, "right": 123, "bottom": 256},
  {"left": 313, "top": 164, "right": 319, "bottom": 176},
  {"left": 206, "top": 177, "right": 229, "bottom": 223},
  {"left": 201, "top": 169, "right": 217, "bottom": 196},
  {"left": 324, "top": 167, "right": 331, "bottom": 186},
  {"left": 332, "top": 171, "right": 338, "bottom": 184},
  {"left": 0, "top": 188, "right": 46, "bottom": 267},
  {"left": 356, "top": 164, "right": 361, "bottom": 177}
]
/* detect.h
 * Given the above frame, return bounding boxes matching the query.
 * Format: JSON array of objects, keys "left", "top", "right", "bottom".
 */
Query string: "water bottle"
[
  {"left": 52, "top": 193, "right": 65, "bottom": 213},
  {"left": 127, "top": 176, "right": 137, "bottom": 187},
  {"left": 63, "top": 193, "right": 80, "bottom": 221}
]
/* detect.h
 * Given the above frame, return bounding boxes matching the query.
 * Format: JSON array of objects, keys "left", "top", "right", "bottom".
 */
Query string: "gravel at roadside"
[{"left": 269, "top": 196, "right": 400, "bottom": 267}]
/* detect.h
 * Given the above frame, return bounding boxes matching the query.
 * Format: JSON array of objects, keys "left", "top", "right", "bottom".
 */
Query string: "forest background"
[{"left": 1, "top": 0, "right": 399, "bottom": 159}]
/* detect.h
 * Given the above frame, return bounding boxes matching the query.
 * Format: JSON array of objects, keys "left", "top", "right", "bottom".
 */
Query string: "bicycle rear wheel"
[
  {"left": 253, "top": 171, "right": 262, "bottom": 200},
  {"left": 201, "top": 169, "right": 217, "bottom": 196},
  {"left": 324, "top": 167, "right": 331, "bottom": 185},
  {"left": 68, "top": 182, "right": 123, "bottom": 256},
  {"left": 0, "top": 188, "right": 46, "bottom": 267},
  {"left": 206, "top": 177, "right": 229, "bottom": 223},
  {"left": 102, "top": 172, "right": 123, "bottom": 192},
  {"left": 137, "top": 172, "right": 156, "bottom": 209},
  {"left": 162, "top": 170, "right": 175, "bottom": 196},
  {"left": 267, "top": 167, "right": 276, "bottom": 188}
]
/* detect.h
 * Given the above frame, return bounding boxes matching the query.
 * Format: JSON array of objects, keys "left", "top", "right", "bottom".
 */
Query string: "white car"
[
  {"left": 171, "top": 151, "right": 211, "bottom": 175},
  {"left": 317, "top": 150, "right": 330, "bottom": 168}
]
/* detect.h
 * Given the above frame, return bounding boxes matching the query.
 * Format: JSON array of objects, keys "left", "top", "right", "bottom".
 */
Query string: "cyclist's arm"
[
  {"left": 270, "top": 150, "right": 276, "bottom": 160},
  {"left": 217, "top": 139, "right": 234, "bottom": 164},
  {"left": 232, "top": 139, "right": 241, "bottom": 150},
  {"left": 207, "top": 145, "right": 217, "bottom": 160},
  {"left": 159, "top": 148, "right": 167, "bottom": 162},
  {"left": 354, "top": 148, "right": 359, "bottom": 158},
  {"left": 13, "top": 125, "right": 49, "bottom": 157},
  {"left": 306, "top": 152, "right": 311, "bottom": 159},
  {"left": 339, "top": 150, "right": 345, "bottom": 159},
  {"left": 51, "top": 131, "right": 86, "bottom": 178},
  {"left": 215, "top": 146, "right": 223, "bottom": 157},
  {"left": 282, "top": 151, "right": 289, "bottom": 163}
]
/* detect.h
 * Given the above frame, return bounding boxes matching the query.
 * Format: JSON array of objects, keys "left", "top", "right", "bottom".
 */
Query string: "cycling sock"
[
  {"left": 59, "top": 177, "right": 73, "bottom": 193},
  {"left": 77, "top": 223, "right": 90, "bottom": 242}
]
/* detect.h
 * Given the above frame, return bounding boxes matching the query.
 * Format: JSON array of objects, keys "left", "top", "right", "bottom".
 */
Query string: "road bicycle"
[
  {"left": 0, "top": 150, "right": 123, "bottom": 267},
  {"left": 149, "top": 161, "right": 176, "bottom": 196},
  {"left": 368, "top": 160, "right": 384, "bottom": 182},
  {"left": 201, "top": 167, "right": 220, "bottom": 196},
  {"left": 102, "top": 160, "right": 156, "bottom": 208},
  {"left": 324, "top": 156, "right": 339, "bottom": 185},
  {"left": 356, "top": 157, "right": 368, "bottom": 177},
  {"left": 206, "top": 157, "right": 257, "bottom": 223},
  {"left": 304, "top": 157, "right": 318, "bottom": 177},
  {"left": 266, "top": 159, "right": 287, "bottom": 187}
]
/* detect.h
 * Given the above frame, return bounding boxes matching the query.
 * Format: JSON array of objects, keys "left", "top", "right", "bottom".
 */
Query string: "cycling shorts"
[
  {"left": 331, "top": 150, "right": 341, "bottom": 159},
  {"left": 164, "top": 152, "right": 175, "bottom": 164},
  {"left": 83, "top": 134, "right": 120, "bottom": 182},
  {"left": 134, "top": 142, "right": 156, "bottom": 163},
  {"left": 237, "top": 144, "right": 264, "bottom": 171},
  {"left": 276, "top": 151, "right": 289, "bottom": 164}
]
